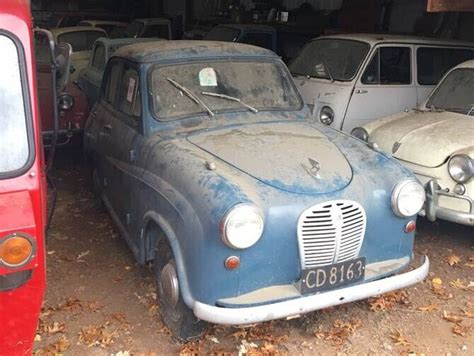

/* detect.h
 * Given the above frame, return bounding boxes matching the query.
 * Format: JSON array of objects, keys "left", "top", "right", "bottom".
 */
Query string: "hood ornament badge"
[
  {"left": 302, "top": 158, "right": 321, "bottom": 180},
  {"left": 392, "top": 141, "right": 401, "bottom": 154}
]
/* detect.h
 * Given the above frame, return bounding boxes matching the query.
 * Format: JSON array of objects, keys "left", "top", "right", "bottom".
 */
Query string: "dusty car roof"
[
  {"left": 214, "top": 24, "right": 275, "bottom": 32},
  {"left": 113, "top": 40, "right": 278, "bottom": 63},
  {"left": 95, "top": 37, "right": 157, "bottom": 48},
  {"left": 50, "top": 26, "right": 107, "bottom": 37},
  {"left": 134, "top": 18, "right": 171, "bottom": 24},
  {"left": 79, "top": 20, "right": 128, "bottom": 26},
  {"left": 316, "top": 33, "right": 474, "bottom": 47},
  {"left": 454, "top": 59, "right": 474, "bottom": 69}
]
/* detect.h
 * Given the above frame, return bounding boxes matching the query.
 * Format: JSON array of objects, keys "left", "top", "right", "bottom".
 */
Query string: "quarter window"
[
  {"left": 104, "top": 62, "right": 122, "bottom": 106},
  {"left": 417, "top": 47, "right": 474, "bottom": 85},
  {"left": 0, "top": 34, "right": 29, "bottom": 174},
  {"left": 362, "top": 47, "right": 411, "bottom": 85},
  {"left": 118, "top": 68, "right": 141, "bottom": 117},
  {"left": 92, "top": 44, "right": 106, "bottom": 70}
]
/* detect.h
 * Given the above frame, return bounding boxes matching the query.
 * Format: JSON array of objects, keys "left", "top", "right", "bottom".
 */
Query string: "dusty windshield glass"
[
  {"left": 58, "top": 31, "right": 103, "bottom": 52},
  {"left": 0, "top": 35, "right": 29, "bottom": 174},
  {"left": 151, "top": 60, "right": 301, "bottom": 120},
  {"left": 205, "top": 27, "right": 240, "bottom": 42},
  {"left": 125, "top": 21, "right": 144, "bottom": 37},
  {"left": 289, "top": 39, "right": 370, "bottom": 81},
  {"left": 427, "top": 68, "right": 474, "bottom": 114}
]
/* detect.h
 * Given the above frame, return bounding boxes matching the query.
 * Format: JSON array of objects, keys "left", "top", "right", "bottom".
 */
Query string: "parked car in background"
[
  {"left": 84, "top": 41, "right": 429, "bottom": 341},
  {"left": 50, "top": 26, "right": 107, "bottom": 82},
  {"left": 352, "top": 60, "right": 474, "bottom": 226},
  {"left": 35, "top": 29, "right": 89, "bottom": 148},
  {"left": 290, "top": 34, "right": 474, "bottom": 133},
  {"left": 78, "top": 37, "right": 156, "bottom": 105},
  {"left": 77, "top": 20, "right": 128, "bottom": 38},
  {"left": 123, "top": 18, "right": 173, "bottom": 39},
  {"left": 204, "top": 24, "right": 313, "bottom": 63},
  {"left": 1, "top": 1, "right": 47, "bottom": 354}
]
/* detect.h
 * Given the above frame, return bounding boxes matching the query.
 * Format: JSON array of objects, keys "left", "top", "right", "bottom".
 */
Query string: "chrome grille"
[{"left": 297, "top": 200, "right": 366, "bottom": 269}]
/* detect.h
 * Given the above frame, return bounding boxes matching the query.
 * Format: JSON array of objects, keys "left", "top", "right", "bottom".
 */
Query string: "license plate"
[{"left": 300, "top": 257, "right": 366, "bottom": 295}]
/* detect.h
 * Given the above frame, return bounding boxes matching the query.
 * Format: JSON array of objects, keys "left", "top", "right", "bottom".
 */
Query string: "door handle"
[{"left": 355, "top": 89, "right": 368, "bottom": 94}]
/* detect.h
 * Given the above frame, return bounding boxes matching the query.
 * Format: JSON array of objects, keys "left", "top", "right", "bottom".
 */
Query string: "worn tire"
[{"left": 154, "top": 237, "right": 207, "bottom": 341}]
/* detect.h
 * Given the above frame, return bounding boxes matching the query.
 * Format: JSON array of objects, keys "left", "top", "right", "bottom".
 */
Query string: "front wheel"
[{"left": 154, "top": 238, "right": 207, "bottom": 341}]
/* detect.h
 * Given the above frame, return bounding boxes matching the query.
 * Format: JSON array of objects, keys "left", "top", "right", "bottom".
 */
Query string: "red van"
[{"left": 0, "top": 2, "right": 47, "bottom": 354}]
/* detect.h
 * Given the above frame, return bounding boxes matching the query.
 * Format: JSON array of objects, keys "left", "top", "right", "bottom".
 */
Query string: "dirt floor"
[{"left": 34, "top": 155, "right": 473, "bottom": 356}]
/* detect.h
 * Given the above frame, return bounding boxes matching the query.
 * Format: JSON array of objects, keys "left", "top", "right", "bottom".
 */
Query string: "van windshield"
[
  {"left": 289, "top": 39, "right": 370, "bottom": 81},
  {"left": 426, "top": 68, "right": 474, "bottom": 114},
  {"left": 0, "top": 35, "right": 30, "bottom": 175}
]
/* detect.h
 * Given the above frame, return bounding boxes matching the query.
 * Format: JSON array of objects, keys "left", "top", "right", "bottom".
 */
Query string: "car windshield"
[
  {"left": 289, "top": 39, "right": 370, "bottom": 81},
  {"left": 140, "top": 24, "right": 170, "bottom": 39},
  {"left": 205, "top": 26, "right": 240, "bottom": 42},
  {"left": 426, "top": 68, "right": 474, "bottom": 114},
  {"left": 0, "top": 35, "right": 30, "bottom": 175},
  {"left": 151, "top": 60, "right": 302, "bottom": 120},
  {"left": 125, "top": 21, "right": 144, "bottom": 38},
  {"left": 57, "top": 31, "right": 104, "bottom": 52}
]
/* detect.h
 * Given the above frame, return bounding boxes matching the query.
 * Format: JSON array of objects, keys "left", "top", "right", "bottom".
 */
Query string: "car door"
[
  {"left": 101, "top": 63, "right": 144, "bottom": 244},
  {"left": 78, "top": 42, "right": 106, "bottom": 105},
  {"left": 342, "top": 44, "right": 416, "bottom": 132}
]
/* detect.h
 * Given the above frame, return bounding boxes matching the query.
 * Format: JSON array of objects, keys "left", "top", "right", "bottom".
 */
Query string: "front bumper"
[
  {"left": 193, "top": 255, "right": 429, "bottom": 325},
  {"left": 420, "top": 179, "right": 474, "bottom": 226}
]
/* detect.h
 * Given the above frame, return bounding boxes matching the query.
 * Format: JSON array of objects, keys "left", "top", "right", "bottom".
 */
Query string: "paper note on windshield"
[
  {"left": 199, "top": 68, "right": 217, "bottom": 87},
  {"left": 127, "top": 77, "right": 136, "bottom": 102}
]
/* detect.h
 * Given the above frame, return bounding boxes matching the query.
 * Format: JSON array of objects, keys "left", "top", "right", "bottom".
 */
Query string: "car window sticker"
[{"left": 198, "top": 67, "right": 217, "bottom": 87}]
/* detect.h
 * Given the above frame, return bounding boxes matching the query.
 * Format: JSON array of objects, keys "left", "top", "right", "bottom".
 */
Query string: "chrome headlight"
[
  {"left": 448, "top": 154, "right": 474, "bottom": 183},
  {"left": 220, "top": 204, "right": 264, "bottom": 249},
  {"left": 391, "top": 179, "right": 426, "bottom": 217},
  {"left": 319, "top": 106, "right": 334, "bottom": 125},
  {"left": 58, "top": 93, "right": 74, "bottom": 111},
  {"left": 351, "top": 127, "right": 369, "bottom": 142}
]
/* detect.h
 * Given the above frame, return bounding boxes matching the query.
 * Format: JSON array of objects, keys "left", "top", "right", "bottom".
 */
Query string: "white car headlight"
[
  {"left": 220, "top": 204, "right": 264, "bottom": 249},
  {"left": 319, "top": 106, "right": 334, "bottom": 125},
  {"left": 58, "top": 93, "right": 74, "bottom": 111},
  {"left": 448, "top": 154, "right": 474, "bottom": 183},
  {"left": 391, "top": 179, "right": 426, "bottom": 217}
]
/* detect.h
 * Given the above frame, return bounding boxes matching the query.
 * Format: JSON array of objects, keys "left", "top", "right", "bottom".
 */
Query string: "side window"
[
  {"left": 104, "top": 62, "right": 122, "bottom": 105},
  {"left": 241, "top": 32, "right": 274, "bottom": 50},
  {"left": 118, "top": 68, "right": 141, "bottom": 118},
  {"left": 91, "top": 44, "right": 106, "bottom": 70},
  {"left": 362, "top": 47, "right": 411, "bottom": 85},
  {"left": 417, "top": 47, "right": 474, "bottom": 85}
]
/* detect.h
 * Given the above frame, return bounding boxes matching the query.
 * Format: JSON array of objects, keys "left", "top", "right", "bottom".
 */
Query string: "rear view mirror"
[{"left": 55, "top": 42, "right": 72, "bottom": 92}]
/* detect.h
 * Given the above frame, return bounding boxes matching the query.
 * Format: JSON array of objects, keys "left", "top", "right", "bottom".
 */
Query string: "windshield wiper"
[
  {"left": 167, "top": 78, "right": 214, "bottom": 118},
  {"left": 467, "top": 105, "right": 474, "bottom": 116},
  {"left": 201, "top": 92, "right": 258, "bottom": 114},
  {"left": 321, "top": 59, "right": 334, "bottom": 83}
]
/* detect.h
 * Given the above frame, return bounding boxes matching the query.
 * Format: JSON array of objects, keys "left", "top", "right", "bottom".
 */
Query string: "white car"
[
  {"left": 50, "top": 26, "right": 107, "bottom": 82},
  {"left": 352, "top": 60, "right": 474, "bottom": 226},
  {"left": 290, "top": 34, "right": 474, "bottom": 133}
]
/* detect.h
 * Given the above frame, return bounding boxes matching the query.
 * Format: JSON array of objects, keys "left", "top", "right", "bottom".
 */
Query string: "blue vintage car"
[{"left": 84, "top": 41, "right": 429, "bottom": 340}]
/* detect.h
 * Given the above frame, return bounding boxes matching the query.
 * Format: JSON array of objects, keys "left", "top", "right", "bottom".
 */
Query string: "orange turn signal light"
[
  {"left": 0, "top": 235, "right": 34, "bottom": 267},
  {"left": 225, "top": 256, "right": 240, "bottom": 270}
]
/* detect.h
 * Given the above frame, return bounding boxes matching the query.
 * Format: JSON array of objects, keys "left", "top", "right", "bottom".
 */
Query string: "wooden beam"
[{"left": 427, "top": 0, "right": 474, "bottom": 12}]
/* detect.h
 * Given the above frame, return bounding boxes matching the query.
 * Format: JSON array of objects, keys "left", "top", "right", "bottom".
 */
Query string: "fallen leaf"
[
  {"left": 432, "top": 277, "right": 443, "bottom": 286},
  {"left": 446, "top": 255, "right": 461, "bottom": 266},
  {"left": 450, "top": 279, "right": 467, "bottom": 290},
  {"left": 443, "top": 310, "right": 463, "bottom": 324},
  {"left": 314, "top": 319, "right": 361, "bottom": 346},
  {"left": 78, "top": 324, "right": 118, "bottom": 348},
  {"left": 76, "top": 250, "right": 90, "bottom": 261},
  {"left": 367, "top": 291, "right": 410, "bottom": 311},
  {"left": 461, "top": 309, "right": 474, "bottom": 318},
  {"left": 417, "top": 303, "right": 439, "bottom": 312},
  {"left": 230, "top": 330, "right": 248, "bottom": 340},
  {"left": 47, "top": 321, "right": 65, "bottom": 336},
  {"left": 390, "top": 330, "right": 411, "bottom": 346},
  {"left": 452, "top": 324, "right": 467, "bottom": 337}
]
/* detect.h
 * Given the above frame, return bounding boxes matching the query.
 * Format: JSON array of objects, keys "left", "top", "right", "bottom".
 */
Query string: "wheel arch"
[{"left": 141, "top": 210, "right": 195, "bottom": 307}]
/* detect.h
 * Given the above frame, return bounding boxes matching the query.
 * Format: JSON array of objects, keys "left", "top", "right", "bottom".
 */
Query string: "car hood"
[
  {"left": 187, "top": 122, "right": 352, "bottom": 195},
  {"left": 369, "top": 111, "right": 474, "bottom": 168}
]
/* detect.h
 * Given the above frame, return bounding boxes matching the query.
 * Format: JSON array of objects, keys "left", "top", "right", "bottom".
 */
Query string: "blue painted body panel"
[{"left": 84, "top": 41, "right": 418, "bottom": 308}]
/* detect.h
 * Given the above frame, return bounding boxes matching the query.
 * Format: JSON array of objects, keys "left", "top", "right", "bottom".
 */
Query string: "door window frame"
[
  {"left": 0, "top": 30, "right": 35, "bottom": 180},
  {"left": 359, "top": 44, "right": 413, "bottom": 86},
  {"left": 115, "top": 62, "right": 143, "bottom": 133}
]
